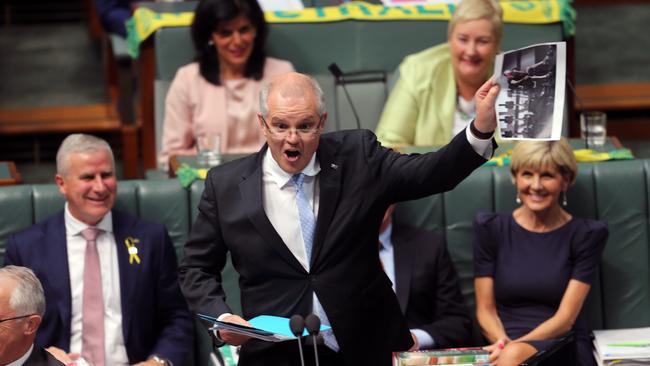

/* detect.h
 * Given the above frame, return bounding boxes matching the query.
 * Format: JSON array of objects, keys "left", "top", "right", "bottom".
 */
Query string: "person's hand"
[
  {"left": 474, "top": 77, "right": 500, "bottom": 135},
  {"left": 217, "top": 314, "right": 253, "bottom": 346},
  {"left": 408, "top": 332, "right": 419, "bottom": 351},
  {"left": 483, "top": 337, "right": 510, "bottom": 365},
  {"left": 132, "top": 359, "right": 165, "bottom": 366},
  {"left": 45, "top": 347, "right": 82, "bottom": 366}
]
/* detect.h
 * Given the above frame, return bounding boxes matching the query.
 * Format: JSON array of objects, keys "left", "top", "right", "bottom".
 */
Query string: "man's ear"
[
  {"left": 55, "top": 174, "right": 66, "bottom": 196},
  {"left": 24, "top": 314, "right": 42, "bottom": 335},
  {"left": 257, "top": 113, "right": 265, "bottom": 129},
  {"left": 320, "top": 112, "right": 328, "bottom": 129}
]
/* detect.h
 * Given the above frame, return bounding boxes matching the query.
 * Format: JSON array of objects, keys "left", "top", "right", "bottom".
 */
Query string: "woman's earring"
[
  {"left": 562, "top": 191, "right": 568, "bottom": 206},
  {"left": 208, "top": 39, "right": 214, "bottom": 46},
  {"left": 516, "top": 194, "right": 521, "bottom": 204}
]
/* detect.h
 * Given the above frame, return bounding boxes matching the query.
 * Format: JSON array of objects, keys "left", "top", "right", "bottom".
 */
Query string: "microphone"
[
  {"left": 289, "top": 315, "right": 306, "bottom": 366},
  {"left": 328, "top": 62, "right": 362, "bottom": 130},
  {"left": 305, "top": 313, "right": 322, "bottom": 366}
]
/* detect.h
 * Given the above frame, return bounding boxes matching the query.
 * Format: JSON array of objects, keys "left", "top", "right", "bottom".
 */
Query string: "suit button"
[{"left": 309, "top": 275, "right": 316, "bottom": 282}]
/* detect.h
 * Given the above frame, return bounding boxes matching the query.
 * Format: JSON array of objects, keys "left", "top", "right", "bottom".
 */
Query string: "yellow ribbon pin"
[{"left": 124, "top": 237, "right": 141, "bottom": 265}]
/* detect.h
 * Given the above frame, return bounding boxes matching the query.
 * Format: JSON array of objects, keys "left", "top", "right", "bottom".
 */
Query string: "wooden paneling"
[
  {"left": 575, "top": 83, "right": 650, "bottom": 111},
  {"left": 0, "top": 104, "right": 142, "bottom": 178}
]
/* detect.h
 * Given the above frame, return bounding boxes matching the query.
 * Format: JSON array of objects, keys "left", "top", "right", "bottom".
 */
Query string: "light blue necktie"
[
  {"left": 292, "top": 173, "right": 315, "bottom": 260},
  {"left": 292, "top": 173, "right": 339, "bottom": 351}
]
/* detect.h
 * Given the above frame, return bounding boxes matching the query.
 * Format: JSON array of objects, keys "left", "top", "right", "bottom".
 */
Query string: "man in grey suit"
[{"left": 0, "top": 265, "right": 63, "bottom": 366}]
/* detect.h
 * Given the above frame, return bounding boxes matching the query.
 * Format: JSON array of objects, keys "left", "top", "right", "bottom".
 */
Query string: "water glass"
[
  {"left": 196, "top": 134, "right": 222, "bottom": 167},
  {"left": 580, "top": 111, "right": 607, "bottom": 148}
]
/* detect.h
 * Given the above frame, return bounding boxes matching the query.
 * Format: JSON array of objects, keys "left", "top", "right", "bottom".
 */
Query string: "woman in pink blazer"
[{"left": 159, "top": 0, "right": 294, "bottom": 169}]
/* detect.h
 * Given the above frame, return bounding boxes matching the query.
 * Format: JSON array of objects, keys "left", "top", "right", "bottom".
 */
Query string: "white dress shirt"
[
  {"left": 6, "top": 345, "right": 33, "bottom": 366},
  {"left": 262, "top": 149, "right": 320, "bottom": 271},
  {"left": 454, "top": 96, "right": 476, "bottom": 136},
  {"left": 261, "top": 149, "right": 331, "bottom": 329},
  {"left": 64, "top": 204, "right": 129, "bottom": 366}
]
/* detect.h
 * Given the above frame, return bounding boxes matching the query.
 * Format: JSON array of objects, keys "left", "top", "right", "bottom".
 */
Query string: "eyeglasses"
[
  {"left": 260, "top": 115, "right": 323, "bottom": 138},
  {"left": 0, "top": 314, "right": 34, "bottom": 324}
]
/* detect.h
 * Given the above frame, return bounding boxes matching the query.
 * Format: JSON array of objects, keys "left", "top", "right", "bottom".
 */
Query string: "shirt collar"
[
  {"left": 263, "top": 148, "right": 321, "bottom": 189},
  {"left": 378, "top": 222, "right": 393, "bottom": 251},
  {"left": 7, "top": 344, "right": 33, "bottom": 366},
  {"left": 64, "top": 202, "right": 113, "bottom": 236}
]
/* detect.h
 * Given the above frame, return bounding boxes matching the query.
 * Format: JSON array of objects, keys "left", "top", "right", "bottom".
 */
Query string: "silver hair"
[
  {"left": 259, "top": 74, "right": 326, "bottom": 118},
  {"left": 0, "top": 266, "right": 46, "bottom": 317},
  {"left": 56, "top": 134, "right": 115, "bottom": 177}
]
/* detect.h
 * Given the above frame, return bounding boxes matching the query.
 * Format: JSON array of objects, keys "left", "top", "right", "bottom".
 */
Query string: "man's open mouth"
[{"left": 285, "top": 150, "right": 300, "bottom": 161}]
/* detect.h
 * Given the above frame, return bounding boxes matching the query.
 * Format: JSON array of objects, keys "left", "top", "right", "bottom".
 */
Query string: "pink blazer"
[{"left": 159, "top": 57, "right": 295, "bottom": 168}]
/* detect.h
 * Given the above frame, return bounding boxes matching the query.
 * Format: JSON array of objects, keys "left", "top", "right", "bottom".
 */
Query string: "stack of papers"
[
  {"left": 198, "top": 314, "right": 331, "bottom": 343},
  {"left": 593, "top": 327, "right": 650, "bottom": 366}
]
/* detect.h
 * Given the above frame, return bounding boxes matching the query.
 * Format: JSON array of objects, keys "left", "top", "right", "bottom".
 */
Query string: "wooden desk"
[{"left": 0, "top": 161, "right": 22, "bottom": 185}]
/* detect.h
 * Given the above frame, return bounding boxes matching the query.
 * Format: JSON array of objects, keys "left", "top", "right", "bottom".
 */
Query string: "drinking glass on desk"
[
  {"left": 196, "top": 133, "right": 222, "bottom": 167},
  {"left": 580, "top": 111, "right": 607, "bottom": 148}
]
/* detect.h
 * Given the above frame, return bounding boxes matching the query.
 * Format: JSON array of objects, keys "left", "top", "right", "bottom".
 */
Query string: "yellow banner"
[
  {"left": 266, "top": 1, "right": 562, "bottom": 23},
  {"left": 126, "top": 0, "right": 573, "bottom": 58}
]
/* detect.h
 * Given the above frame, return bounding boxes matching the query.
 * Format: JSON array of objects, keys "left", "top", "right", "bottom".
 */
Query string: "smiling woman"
[
  {"left": 473, "top": 139, "right": 608, "bottom": 366},
  {"left": 158, "top": 0, "right": 295, "bottom": 170},
  {"left": 375, "top": 0, "right": 502, "bottom": 148}
]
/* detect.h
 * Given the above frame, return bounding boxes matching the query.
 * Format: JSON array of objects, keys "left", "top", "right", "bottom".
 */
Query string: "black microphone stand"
[
  {"left": 305, "top": 313, "right": 322, "bottom": 366},
  {"left": 290, "top": 315, "right": 306, "bottom": 366},
  {"left": 328, "top": 63, "right": 362, "bottom": 131}
]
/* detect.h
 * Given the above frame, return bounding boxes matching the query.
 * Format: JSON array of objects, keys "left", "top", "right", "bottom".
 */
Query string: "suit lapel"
[
  {"left": 48, "top": 213, "right": 73, "bottom": 343},
  {"left": 392, "top": 223, "right": 414, "bottom": 313},
  {"left": 112, "top": 210, "right": 137, "bottom": 343},
  {"left": 239, "top": 149, "right": 306, "bottom": 273},
  {"left": 310, "top": 139, "right": 341, "bottom": 268}
]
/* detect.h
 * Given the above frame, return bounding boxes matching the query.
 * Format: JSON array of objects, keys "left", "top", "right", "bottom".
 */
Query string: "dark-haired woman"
[{"left": 159, "top": 0, "right": 294, "bottom": 168}]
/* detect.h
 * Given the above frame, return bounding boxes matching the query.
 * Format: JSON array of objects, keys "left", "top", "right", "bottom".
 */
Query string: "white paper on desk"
[
  {"left": 257, "top": 0, "right": 303, "bottom": 12},
  {"left": 493, "top": 42, "right": 566, "bottom": 141},
  {"left": 593, "top": 327, "right": 650, "bottom": 360}
]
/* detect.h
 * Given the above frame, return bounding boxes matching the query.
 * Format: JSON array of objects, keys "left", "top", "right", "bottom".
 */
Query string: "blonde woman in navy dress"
[{"left": 473, "top": 139, "right": 608, "bottom": 366}]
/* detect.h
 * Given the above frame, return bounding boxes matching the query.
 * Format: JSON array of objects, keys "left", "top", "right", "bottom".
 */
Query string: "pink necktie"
[{"left": 80, "top": 227, "right": 105, "bottom": 366}]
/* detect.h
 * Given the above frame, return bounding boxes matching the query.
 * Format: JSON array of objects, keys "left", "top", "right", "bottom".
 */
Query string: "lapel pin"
[{"left": 330, "top": 163, "right": 338, "bottom": 170}]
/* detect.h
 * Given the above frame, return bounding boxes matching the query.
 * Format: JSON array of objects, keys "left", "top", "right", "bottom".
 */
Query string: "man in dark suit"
[
  {"left": 5, "top": 134, "right": 193, "bottom": 366},
  {"left": 179, "top": 72, "right": 499, "bottom": 366},
  {"left": 378, "top": 206, "right": 472, "bottom": 351},
  {"left": 0, "top": 265, "right": 63, "bottom": 366}
]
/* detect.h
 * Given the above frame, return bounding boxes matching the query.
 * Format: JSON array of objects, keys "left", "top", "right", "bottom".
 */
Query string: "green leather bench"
[{"left": 3, "top": 158, "right": 645, "bottom": 358}]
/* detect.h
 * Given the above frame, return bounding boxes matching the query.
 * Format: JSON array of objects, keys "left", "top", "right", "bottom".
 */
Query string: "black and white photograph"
[{"left": 494, "top": 42, "right": 566, "bottom": 140}]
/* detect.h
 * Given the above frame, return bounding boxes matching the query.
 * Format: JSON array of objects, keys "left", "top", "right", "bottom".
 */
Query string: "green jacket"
[{"left": 376, "top": 43, "right": 456, "bottom": 147}]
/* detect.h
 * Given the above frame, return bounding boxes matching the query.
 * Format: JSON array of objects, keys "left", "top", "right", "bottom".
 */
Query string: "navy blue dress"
[{"left": 473, "top": 212, "right": 608, "bottom": 366}]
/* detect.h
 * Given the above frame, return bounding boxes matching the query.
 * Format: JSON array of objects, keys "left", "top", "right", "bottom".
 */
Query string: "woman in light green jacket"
[{"left": 376, "top": 0, "right": 503, "bottom": 147}]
